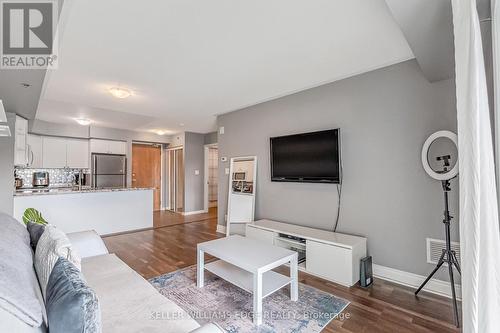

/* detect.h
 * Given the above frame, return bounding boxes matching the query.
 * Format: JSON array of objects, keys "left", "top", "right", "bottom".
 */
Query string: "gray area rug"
[{"left": 149, "top": 265, "right": 349, "bottom": 333}]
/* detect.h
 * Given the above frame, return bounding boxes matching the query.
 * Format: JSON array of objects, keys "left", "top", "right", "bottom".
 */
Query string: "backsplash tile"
[{"left": 15, "top": 168, "right": 90, "bottom": 188}]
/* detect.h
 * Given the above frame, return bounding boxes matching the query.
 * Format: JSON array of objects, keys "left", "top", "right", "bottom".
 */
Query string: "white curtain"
[{"left": 451, "top": 0, "right": 500, "bottom": 332}]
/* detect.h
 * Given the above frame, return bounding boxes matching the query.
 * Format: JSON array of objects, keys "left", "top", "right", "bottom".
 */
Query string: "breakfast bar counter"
[{"left": 13, "top": 188, "right": 153, "bottom": 235}]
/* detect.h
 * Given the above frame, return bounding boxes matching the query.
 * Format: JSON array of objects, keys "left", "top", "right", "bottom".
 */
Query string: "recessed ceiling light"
[
  {"left": 109, "top": 87, "right": 131, "bottom": 99},
  {"left": 75, "top": 118, "right": 91, "bottom": 126},
  {"left": 155, "top": 130, "right": 167, "bottom": 136}
]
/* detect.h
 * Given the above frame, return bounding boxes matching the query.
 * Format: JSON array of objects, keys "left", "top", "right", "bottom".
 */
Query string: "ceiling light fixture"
[
  {"left": 109, "top": 87, "right": 131, "bottom": 99},
  {"left": 75, "top": 118, "right": 92, "bottom": 126},
  {"left": 155, "top": 130, "right": 167, "bottom": 136}
]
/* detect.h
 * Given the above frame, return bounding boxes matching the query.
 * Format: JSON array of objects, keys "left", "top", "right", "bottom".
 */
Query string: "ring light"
[{"left": 421, "top": 130, "right": 458, "bottom": 181}]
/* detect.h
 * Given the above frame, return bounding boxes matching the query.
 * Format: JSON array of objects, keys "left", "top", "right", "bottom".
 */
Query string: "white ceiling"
[
  {"left": 385, "top": 0, "right": 455, "bottom": 82},
  {"left": 37, "top": 0, "right": 414, "bottom": 134}
]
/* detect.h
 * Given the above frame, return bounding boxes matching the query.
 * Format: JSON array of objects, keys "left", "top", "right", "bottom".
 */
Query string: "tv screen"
[{"left": 270, "top": 129, "right": 341, "bottom": 183}]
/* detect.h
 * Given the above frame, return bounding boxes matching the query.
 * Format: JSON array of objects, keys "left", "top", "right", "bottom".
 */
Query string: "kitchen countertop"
[{"left": 14, "top": 187, "right": 153, "bottom": 197}]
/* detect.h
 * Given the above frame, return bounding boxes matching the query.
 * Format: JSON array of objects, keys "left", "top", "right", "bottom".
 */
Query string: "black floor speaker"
[{"left": 360, "top": 256, "right": 373, "bottom": 288}]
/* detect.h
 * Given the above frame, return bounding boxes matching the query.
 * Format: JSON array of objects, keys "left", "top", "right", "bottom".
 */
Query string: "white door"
[
  {"left": 66, "top": 139, "right": 89, "bottom": 168},
  {"left": 42, "top": 137, "right": 67, "bottom": 168},
  {"left": 27, "top": 134, "right": 43, "bottom": 168}
]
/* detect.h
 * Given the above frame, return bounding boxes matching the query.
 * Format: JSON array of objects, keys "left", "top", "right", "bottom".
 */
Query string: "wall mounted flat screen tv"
[{"left": 270, "top": 129, "right": 341, "bottom": 184}]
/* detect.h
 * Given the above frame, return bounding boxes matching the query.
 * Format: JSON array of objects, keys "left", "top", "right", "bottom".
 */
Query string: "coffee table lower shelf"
[{"left": 205, "top": 260, "right": 292, "bottom": 298}]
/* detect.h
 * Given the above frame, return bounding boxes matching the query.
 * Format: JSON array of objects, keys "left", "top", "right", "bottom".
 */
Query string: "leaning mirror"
[{"left": 226, "top": 156, "right": 257, "bottom": 236}]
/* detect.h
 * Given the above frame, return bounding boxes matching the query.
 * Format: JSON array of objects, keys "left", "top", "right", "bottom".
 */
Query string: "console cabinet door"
[
  {"left": 42, "top": 137, "right": 67, "bottom": 168},
  {"left": 245, "top": 226, "right": 275, "bottom": 244},
  {"left": 306, "top": 240, "right": 353, "bottom": 286}
]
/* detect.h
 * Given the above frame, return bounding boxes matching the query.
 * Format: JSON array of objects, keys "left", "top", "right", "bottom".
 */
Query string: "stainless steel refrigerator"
[{"left": 91, "top": 153, "right": 127, "bottom": 188}]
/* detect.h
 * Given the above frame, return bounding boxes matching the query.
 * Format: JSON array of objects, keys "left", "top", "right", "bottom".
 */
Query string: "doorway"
[
  {"left": 132, "top": 143, "right": 162, "bottom": 211},
  {"left": 204, "top": 144, "right": 218, "bottom": 211},
  {"left": 167, "top": 147, "right": 184, "bottom": 213}
]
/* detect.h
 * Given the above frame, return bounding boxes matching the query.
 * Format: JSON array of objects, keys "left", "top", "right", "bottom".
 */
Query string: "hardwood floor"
[
  {"left": 103, "top": 210, "right": 460, "bottom": 333},
  {"left": 153, "top": 207, "right": 218, "bottom": 228}
]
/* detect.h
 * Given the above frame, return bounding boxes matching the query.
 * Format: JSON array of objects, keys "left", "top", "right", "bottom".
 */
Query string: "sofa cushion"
[
  {"left": 81, "top": 254, "right": 200, "bottom": 333},
  {"left": 46, "top": 257, "right": 101, "bottom": 333},
  {"left": 0, "top": 212, "right": 43, "bottom": 327},
  {"left": 35, "top": 225, "right": 81, "bottom": 298},
  {"left": 27, "top": 222, "right": 46, "bottom": 250}
]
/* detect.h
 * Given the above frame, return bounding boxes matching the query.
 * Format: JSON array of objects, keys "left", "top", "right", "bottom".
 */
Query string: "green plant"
[{"left": 22, "top": 208, "right": 48, "bottom": 225}]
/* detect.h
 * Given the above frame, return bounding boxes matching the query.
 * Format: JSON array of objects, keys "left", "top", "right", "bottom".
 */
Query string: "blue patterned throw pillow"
[{"left": 46, "top": 257, "right": 101, "bottom": 333}]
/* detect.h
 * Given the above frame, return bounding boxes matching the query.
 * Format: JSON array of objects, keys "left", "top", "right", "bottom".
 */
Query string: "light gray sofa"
[{"left": 0, "top": 215, "right": 223, "bottom": 333}]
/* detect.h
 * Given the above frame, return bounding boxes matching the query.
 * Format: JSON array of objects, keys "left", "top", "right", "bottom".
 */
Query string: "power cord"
[{"left": 333, "top": 183, "right": 342, "bottom": 232}]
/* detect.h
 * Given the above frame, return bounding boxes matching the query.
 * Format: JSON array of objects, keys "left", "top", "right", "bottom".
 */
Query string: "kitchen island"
[{"left": 13, "top": 187, "right": 153, "bottom": 235}]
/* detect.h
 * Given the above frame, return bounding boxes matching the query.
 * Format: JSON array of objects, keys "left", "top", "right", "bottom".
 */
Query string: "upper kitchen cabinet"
[
  {"left": 42, "top": 137, "right": 90, "bottom": 168},
  {"left": 27, "top": 134, "right": 43, "bottom": 168},
  {"left": 90, "top": 139, "right": 127, "bottom": 155},
  {"left": 14, "top": 116, "right": 28, "bottom": 166},
  {"left": 42, "top": 137, "right": 67, "bottom": 168},
  {"left": 66, "top": 139, "right": 89, "bottom": 168}
]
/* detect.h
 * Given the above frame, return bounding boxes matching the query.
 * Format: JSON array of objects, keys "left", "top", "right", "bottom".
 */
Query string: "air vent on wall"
[{"left": 426, "top": 238, "right": 461, "bottom": 265}]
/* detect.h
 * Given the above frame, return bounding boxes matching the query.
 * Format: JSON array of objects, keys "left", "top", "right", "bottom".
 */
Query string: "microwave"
[{"left": 233, "top": 172, "right": 246, "bottom": 180}]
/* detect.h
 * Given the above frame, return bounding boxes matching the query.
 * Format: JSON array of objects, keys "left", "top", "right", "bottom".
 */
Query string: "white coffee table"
[{"left": 197, "top": 235, "right": 298, "bottom": 325}]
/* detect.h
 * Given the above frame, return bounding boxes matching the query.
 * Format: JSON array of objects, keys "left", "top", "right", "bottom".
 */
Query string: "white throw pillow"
[{"left": 34, "top": 225, "right": 81, "bottom": 299}]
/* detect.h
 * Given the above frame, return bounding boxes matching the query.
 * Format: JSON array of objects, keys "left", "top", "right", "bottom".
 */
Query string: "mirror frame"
[
  {"left": 226, "top": 156, "right": 257, "bottom": 236},
  {"left": 421, "top": 130, "right": 459, "bottom": 181}
]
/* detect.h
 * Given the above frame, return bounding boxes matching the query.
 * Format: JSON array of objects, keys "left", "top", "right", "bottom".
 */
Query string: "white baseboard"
[
  {"left": 373, "top": 264, "right": 461, "bottom": 300},
  {"left": 216, "top": 224, "right": 226, "bottom": 234},
  {"left": 182, "top": 209, "right": 208, "bottom": 216}
]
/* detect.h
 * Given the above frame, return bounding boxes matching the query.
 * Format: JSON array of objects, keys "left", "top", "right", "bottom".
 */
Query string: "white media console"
[{"left": 246, "top": 220, "right": 367, "bottom": 287}]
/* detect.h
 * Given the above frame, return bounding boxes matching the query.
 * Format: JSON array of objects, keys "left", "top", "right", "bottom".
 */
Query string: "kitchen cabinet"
[
  {"left": 42, "top": 137, "right": 67, "bottom": 168},
  {"left": 66, "top": 138, "right": 89, "bottom": 168},
  {"left": 108, "top": 140, "right": 127, "bottom": 155},
  {"left": 14, "top": 116, "right": 28, "bottom": 166},
  {"left": 42, "top": 137, "right": 89, "bottom": 168},
  {"left": 27, "top": 134, "right": 43, "bottom": 168},
  {"left": 90, "top": 139, "right": 127, "bottom": 155}
]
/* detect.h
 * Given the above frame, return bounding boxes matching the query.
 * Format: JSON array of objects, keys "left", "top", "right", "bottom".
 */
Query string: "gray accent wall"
[
  {"left": 184, "top": 132, "right": 205, "bottom": 212},
  {"left": 204, "top": 132, "right": 218, "bottom": 145},
  {"left": 217, "top": 60, "right": 458, "bottom": 279},
  {"left": 0, "top": 113, "right": 15, "bottom": 214}
]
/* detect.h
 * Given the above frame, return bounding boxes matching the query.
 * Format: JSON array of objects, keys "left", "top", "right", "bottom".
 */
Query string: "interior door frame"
[
  {"left": 204, "top": 143, "right": 218, "bottom": 213},
  {"left": 131, "top": 141, "right": 164, "bottom": 210},
  {"left": 166, "top": 145, "right": 184, "bottom": 212}
]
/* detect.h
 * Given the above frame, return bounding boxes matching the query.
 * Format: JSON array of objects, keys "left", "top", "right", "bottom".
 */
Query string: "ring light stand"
[{"left": 416, "top": 130, "right": 461, "bottom": 327}]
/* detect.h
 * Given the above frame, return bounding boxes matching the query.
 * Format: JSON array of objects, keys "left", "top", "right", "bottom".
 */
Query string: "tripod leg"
[
  {"left": 451, "top": 251, "right": 461, "bottom": 275},
  {"left": 448, "top": 258, "right": 460, "bottom": 327},
  {"left": 415, "top": 250, "right": 446, "bottom": 296}
]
